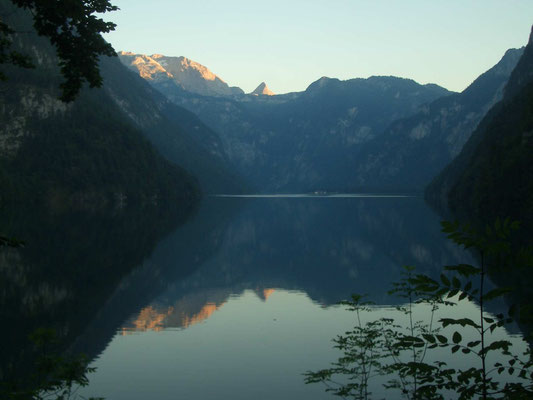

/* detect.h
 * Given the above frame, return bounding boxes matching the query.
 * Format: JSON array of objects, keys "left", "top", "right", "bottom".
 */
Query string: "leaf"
[
  {"left": 445, "top": 264, "right": 480, "bottom": 277},
  {"left": 440, "top": 274, "right": 450, "bottom": 286},
  {"left": 422, "top": 334, "right": 436, "bottom": 344},
  {"left": 452, "top": 277, "right": 461, "bottom": 289},
  {"left": 436, "top": 335, "right": 448, "bottom": 344},
  {"left": 484, "top": 288, "right": 512, "bottom": 302},
  {"left": 452, "top": 331, "right": 462, "bottom": 344},
  {"left": 481, "top": 340, "right": 511, "bottom": 355},
  {"left": 451, "top": 345, "right": 460, "bottom": 353},
  {"left": 447, "top": 289, "right": 459, "bottom": 298},
  {"left": 440, "top": 318, "right": 480, "bottom": 330}
]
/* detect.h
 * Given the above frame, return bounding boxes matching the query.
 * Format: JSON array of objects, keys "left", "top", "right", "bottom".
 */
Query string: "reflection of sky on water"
[
  {"left": 82, "top": 290, "right": 527, "bottom": 400},
  {"left": 84, "top": 290, "right": 353, "bottom": 400},
  {"left": 73, "top": 196, "right": 528, "bottom": 399}
]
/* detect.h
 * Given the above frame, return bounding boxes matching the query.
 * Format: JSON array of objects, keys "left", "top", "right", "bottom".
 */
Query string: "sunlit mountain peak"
[{"left": 251, "top": 82, "right": 275, "bottom": 96}]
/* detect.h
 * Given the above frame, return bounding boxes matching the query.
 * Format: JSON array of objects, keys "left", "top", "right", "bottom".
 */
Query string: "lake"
[{"left": 1, "top": 195, "right": 527, "bottom": 399}]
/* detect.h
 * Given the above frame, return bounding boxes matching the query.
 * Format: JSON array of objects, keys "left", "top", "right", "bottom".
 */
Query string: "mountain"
[
  {"left": 0, "top": 200, "right": 195, "bottom": 389},
  {"left": 121, "top": 55, "right": 451, "bottom": 192},
  {"left": 0, "top": 5, "right": 202, "bottom": 208},
  {"left": 0, "top": 5, "right": 249, "bottom": 209},
  {"left": 350, "top": 48, "right": 524, "bottom": 192},
  {"left": 239, "top": 76, "right": 451, "bottom": 191},
  {"left": 66, "top": 195, "right": 471, "bottom": 361},
  {"left": 250, "top": 82, "right": 275, "bottom": 96},
  {"left": 99, "top": 56, "right": 248, "bottom": 194},
  {"left": 426, "top": 27, "right": 533, "bottom": 235},
  {"left": 118, "top": 52, "right": 244, "bottom": 97}
]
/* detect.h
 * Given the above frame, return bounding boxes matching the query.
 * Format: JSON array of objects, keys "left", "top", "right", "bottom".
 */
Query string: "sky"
[{"left": 103, "top": 0, "right": 533, "bottom": 94}]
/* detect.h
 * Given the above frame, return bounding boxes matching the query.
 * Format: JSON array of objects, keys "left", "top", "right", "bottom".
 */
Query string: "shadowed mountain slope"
[
  {"left": 350, "top": 48, "right": 524, "bottom": 192},
  {"left": 427, "top": 28, "right": 533, "bottom": 235},
  {"left": 122, "top": 55, "right": 452, "bottom": 192}
]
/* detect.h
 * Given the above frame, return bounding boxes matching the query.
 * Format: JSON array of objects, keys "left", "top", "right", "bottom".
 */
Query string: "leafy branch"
[{"left": 305, "top": 219, "right": 533, "bottom": 399}]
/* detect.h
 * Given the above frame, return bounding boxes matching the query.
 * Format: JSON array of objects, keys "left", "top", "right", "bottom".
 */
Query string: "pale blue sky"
[{"left": 103, "top": 0, "right": 533, "bottom": 94}]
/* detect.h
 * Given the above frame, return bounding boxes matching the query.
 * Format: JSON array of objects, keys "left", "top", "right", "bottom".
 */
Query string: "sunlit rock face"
[
  {"left": 250, "top": 82, "right": 275, "bottom": 96},
  {"left": 118, "top": 52, "right": 244, "bottom": 97},
  {"left": 118, "top": 52, "right": 173, "bottom": 82},
  {"left": 118, "top": 44, "right": 525, "bottom": 193}
]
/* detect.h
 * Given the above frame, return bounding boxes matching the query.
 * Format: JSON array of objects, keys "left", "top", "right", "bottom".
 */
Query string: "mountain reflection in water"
[
  {"left": 5, "top": 196, "right": 520, "bottom": 400},
  {"left": 70, "top": 196, "right": 473, "bottom": 344}
]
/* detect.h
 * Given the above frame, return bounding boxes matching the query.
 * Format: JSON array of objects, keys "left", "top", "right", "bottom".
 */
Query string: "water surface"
[
  {"left": 1, "top": 196, "right": 525, "bottom": 399},
  {"left": 75, "top": 195, "right": 498, "bottom": 399}
]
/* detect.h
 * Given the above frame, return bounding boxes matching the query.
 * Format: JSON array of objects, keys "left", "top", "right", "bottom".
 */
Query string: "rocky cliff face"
[
  {"left": 119, "top": 52, "right": 244, "bottom": 97},
  {"left": 0, "top": 5, "right": 202, "bottom": 207},
  {"left": 0, "top": 4, "right": 249, "bottom": 208},
  {"left": 118, "top": 46, "right": 523, "bottom": 194},
  {"left": 350, "top": 47, "right": 524, "bottom": 192},
  {"left": 238, "top": 76, "right": 451, "bottom": 191},
  {"left": 120, "top": 59, "right": 451, "bottom": 192},
  {"left": 427, "top": 27, "right": 533, "bottom": 235},
  {"left": 99, "top": 56, "right": 248, "bottom": 194}
]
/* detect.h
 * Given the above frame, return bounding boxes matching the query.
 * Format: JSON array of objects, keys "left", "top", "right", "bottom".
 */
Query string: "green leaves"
[
  {"left": 3, "top": 328, "right": 101, "bottom": 399},
  {"left": 4, "top": 0, "right": 119, "bottom": 101},
  {"left": 441, "top": 318, "right": 481, "bottom": 330},
  {"left": 452, "top": 331, "right": 462, "bottom": 344},
  {"left": 0, "top": 234, "right": 25, "bottom": 247},
  {"left": 307, "top": 219, "right": 532, "bottom": 400},
  {"left": 422, "top": 334, "right": 436, "bottom": 344},
  {"left": 436, "top": 335, "right": 448, "bottom": 344},
  {"left": 444, "top": 264, "right": 480, "bottom": 277},
  {"left": 440, "top": 218, "right": 520, "bottom": 257},
  {"left": 484, "top": 287, "right": 512, "bottom": 302}
]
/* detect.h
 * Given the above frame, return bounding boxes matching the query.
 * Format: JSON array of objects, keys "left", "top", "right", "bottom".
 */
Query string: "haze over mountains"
[
  {"left": 427, "top": 28, "right": 533, "bottom": 235},
  {"left": 352, "top": 48, "right": 524, "bottom": 191},
  {"left": 1, "top": 2, "right": 531, "bottom": 225},
  {"left": 0, "top": 3, "right": 246, "bottom": 208},
  {"left": 120, "top": 48, "right": 523, "bottom": 193},
  {"left": 2, "top": 5, "right": 532, "bottom": 395}
]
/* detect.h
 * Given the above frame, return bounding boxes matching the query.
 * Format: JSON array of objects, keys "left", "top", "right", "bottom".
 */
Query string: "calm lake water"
[{"left": 1, "top": 195, "right": 527, "bottom": 399}]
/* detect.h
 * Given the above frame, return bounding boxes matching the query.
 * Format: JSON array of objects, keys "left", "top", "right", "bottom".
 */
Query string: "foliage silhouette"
[
  {"left": 1, "top": 328, "right": 102, "bottom": 400},
  {"left": 0, "top": 0, "right": 117, "bottom": 101},
  {"left": 305, "top": 219, "right": 533, "bottom": 399}
]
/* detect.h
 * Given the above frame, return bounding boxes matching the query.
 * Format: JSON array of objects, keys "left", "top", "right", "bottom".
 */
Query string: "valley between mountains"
[
  {"left": 1, "top": 4, "right": 532, "bottom": 399},
  {"left": 118, "top": 47, "right": 524, "bottom": 194}
]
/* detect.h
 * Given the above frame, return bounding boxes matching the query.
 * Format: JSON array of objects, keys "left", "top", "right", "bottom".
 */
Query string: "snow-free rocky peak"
[
  {"left": 251, "top": 82, "right": 275, "bottom": 96},
  {"left": 118, "top": 51, "right": 244, "bottom": 97}
]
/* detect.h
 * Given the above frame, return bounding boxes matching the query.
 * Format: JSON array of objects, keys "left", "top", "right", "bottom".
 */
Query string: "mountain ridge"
[
  {"left": 0, "top": 5, "right": 200, "bottom": 208},
  {"left": 119, "top": 51, "right": 244, "bottom": 97},
  {"left": 118, "top": 47, "right": 524, "bottom": 194},
  {"left": 426, "top": 27, "right": 533, "bottom": 235},
  {"left": 120, "top": 58, "right": 451, "bottom": 192},
  {"left": 349, "top": 47, "right": 524, "bottom": 192}
]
